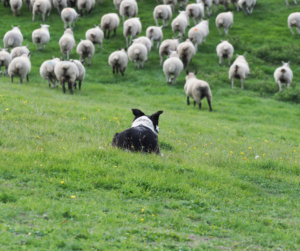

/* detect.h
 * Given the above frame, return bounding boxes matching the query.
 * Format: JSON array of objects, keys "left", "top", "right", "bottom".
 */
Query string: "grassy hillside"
[{"left": 1, "top": 0, "right": 300, "bottom": 250}]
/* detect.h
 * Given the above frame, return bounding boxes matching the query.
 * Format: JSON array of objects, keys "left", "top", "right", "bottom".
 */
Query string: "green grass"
[{"left": 1, "top": 0, "right": 300, "bottom": 250}]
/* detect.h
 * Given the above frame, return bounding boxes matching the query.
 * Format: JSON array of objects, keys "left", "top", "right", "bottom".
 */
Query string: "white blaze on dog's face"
[{"left": 131, "top": 109, "right": 163, "bottom": 134}]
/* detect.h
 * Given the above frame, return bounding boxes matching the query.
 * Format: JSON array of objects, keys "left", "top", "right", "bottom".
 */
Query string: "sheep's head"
[
  {"left": 186, "top": 70, "right": 197, "bottom": 81},
  {"left": 168, "top": 50, "right": 179, "bottom": 58},
  {"left": 282, "top": 61, "right": 290, "bottom": 68}
]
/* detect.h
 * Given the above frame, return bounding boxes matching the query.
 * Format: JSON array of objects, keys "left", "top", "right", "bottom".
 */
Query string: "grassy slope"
[{"left": 1, "top": 0, "right": 300, "bottom": 250}]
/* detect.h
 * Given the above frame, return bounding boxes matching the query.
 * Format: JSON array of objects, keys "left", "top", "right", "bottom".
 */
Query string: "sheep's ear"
[
  {"left": 159, "top": 26, "right": 163, "bottom": 29},
  {"left": 18, "top": 25, "right": 20, "bottom": 28},
  {"left": 236, "top": 54, "right": 239, "bottom": 57},
  {"left": 28, "top": 52, "right": 31, "bottom": 57},
  {"left": 288, "top": 61, "right": 290, "bottom": 64},
  {"left": 64, "top": 28, "right": 67, "bottom": 30},
  {"left": 282, "top": 61, "right": 285, "bottom": 65},
  {"left": 149, "top": 28, "right": 153, "bottom": 32},
  {"left": 5, "top": 48, "right": 9, "bottom": 52},
  {"left": 186, "top": 70, "right": 189, "bottom": 75},
  {"left": 80, "top": 39, "right": 83, "bottom": 41},
  {"left": 132, "top": 109, "right": 145, "bottom": 118},
  {"left": 25, "top": 44, "right": 29, "bottom": 48},
  {"left": 227, "top": 40, "right": 229, "bottom": 42},
  {"left": 221, "top": 40, "right": 224, "bottom": 42},
  {"left": 81, "top": 60, "right": 84, "bottom": 64},
  {"left": 40, "top": 24, "right": 43, "bottom": 27},
  {"left": 60, "top": 57, "right": 63, "bottom": 61},
  {"left": 124, "top": 48, "right": 127, "bottom": 52},
  {"left": 243, "top": 53, "right": 247, "bottom": 57},
  {"left": 71, "top": 28, "right": 73, "bottom": 30},
  {"left": 52, "top": 55, "right": 55, "bottom": 59},
  {"left": 11, "top": 25, "right": 14, "bottom": 28},
  {"left": 194, "top": 70, "right": 197, "bottom": 75}
]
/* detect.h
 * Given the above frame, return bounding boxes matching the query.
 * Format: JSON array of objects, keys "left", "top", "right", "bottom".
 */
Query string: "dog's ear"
[
  {"left": 131, "top": 109, "right": 145, "bottom": 118},
  {"left": 150, "top": 111, "right": 163, "bottom": 122}
]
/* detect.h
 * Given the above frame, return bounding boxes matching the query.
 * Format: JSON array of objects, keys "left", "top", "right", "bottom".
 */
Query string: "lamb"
[
  {"left": 146, "top": 26, "right": 163, "bottom": 49},
  {"left": 184, "top": 70, "right": 212, "bottom": 111},
  {"left": 69, "top": 59, "right": 85, "bottom": 90},
  {"left": 39, "top": 57, "right": 60, "bottom": 88},
  {"left": 212, "top": 0, "right": 229, "bottom": 12},
  {"left": 288, "top": 12, "right": 300, "bottom": 35},
  {"left": 238, "top": 0, "right": 256, "bottom": 16},
  {"left": 159, "top": 38, "right": 179, "bottom": 65},
  {"left": 153, "top": 5, "right": 172, "bottom": 27},
  {"left": 8, "top": 54, "right": 31, "bottom": 83},
  {"left": 10, "top": 0, "right": 22, "bottom": 16},
  {"left": 119, "top": 0, "right": 138, "bottom": 23},
  {"left": 32, "top": 24, "right": 50, "bottom": 50},
  {"left": 11, "top": 45, "right": 30, "bottom": 59},
  {"left": 59, "top": 28, "right": 76, "bottom": 60},
  {"left": 53, "top": 0, "right": 68, "bottom": 14},
  {"left": 108, "top": 48, "right": 128, "bottom": 76},
  {"left": 215, "top": 11, "right": 233, "bottom": 35},
  {"left": 113, "top": 0, "right": 123, "bottom": 10},
  {"left": 54, "top": 60, "right": 79, "bottom": 94},
  {"left": 228, "top": 54, "right": 250, "bottom": 89},
  {"left": 76, "top": 39, "right": 95, "bottom": 66},
  {"left": 171, "top": 11, "right": 189, "bottom": 38},
  {"left": 0, "top": 48, "right": 12, "bottom": 76},
  {"left": 197, "top": 0, "right": 212, "bottom": 17},
  {"left": 3, "top": 26, "right": 23, "bottom": 49},
  {"left": 85, "top": 25, "right": 103, "bottom": 48},
  {"left": 286, "top": 0, "right": 297, "bottom": 5},
  {"left": 61, "top": 8, "right": 80, "bottom": 29},
  {"left": 163, "top": 0, "right": 176, "bottom": 12},
  {"left": 24, "top": 0, "right": 31, "bottom": 10},
  {"left": 178, "top": 0, "right": 188, "bottom": 8},
  {"left": 188, "top": 20, "right": 209, "bottom": 52},
  {"left": 132, "top": 37, "right": 152, "bottom": 52},
  {"left": 177, "top": 39, "right": 196, "bottom": 69},
  {"left": 127, "top": 43, "right": 148, "bottom": 68},
  {"left": 100, "top": 13, "right": 120, "bottom": 39},
  {"left": 185, "top": 3, "right": 205, "bottom": 26},
  {"left": 231, "top": 0, "right": 239, "bottom": 11},
  {"left": 163, "top": 50, "right": 183, "bottom": 84},
  {"left": 123, "top": 17, "right": 142, "bottom": 47},
  {"left": 274, "top": 61, "right": 293, "bottom": 92},
  {"left": 216, "top": 40, "right": 234, "bottom": 66},
  {"left": 77, "top": 0, "right": 95, "bottom": 16},
  {"left": 32, "top": 0, "right": 51, "bottom": 21}
]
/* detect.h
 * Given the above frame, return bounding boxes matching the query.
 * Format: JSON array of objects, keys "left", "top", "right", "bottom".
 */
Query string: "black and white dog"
[{"left": 112, "top": 109, "right": 163, "bottom": 154}]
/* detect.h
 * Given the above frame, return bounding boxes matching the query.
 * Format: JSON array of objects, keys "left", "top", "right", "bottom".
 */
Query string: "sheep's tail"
[
  {"left": 113, "top": 56, "right": 120, "bottom": 62},
  {"left": 90, "top": 33, "right": 96, "bottom": 38},
  {"left": 134, "top": 49, "right": 140, "bottom": 59},
  {"left": 281, "top": 69, "right": 286, "bottom": 74},
  {"left": 158, "top": 9, "right": 163, "bottom": 18},
  {"left": 0, "top": 57, "right": 4, "bottom": 62},
  {"left": 189, "top": 8, "right": 193, "bottom": 16},
  {"left": 235, "top": 65, "right": 239, "bottom": 74},
  {"left": 8, "top": 37, "right": 14, "bottom": 46},
  {"left": 218, "top": 18, "right": 224, "bottom": 24},
  {"left": 169, "top": 64, "right": 175, "bottom": 73},
  {"left": 34, "top": 35, "right": 41, "bottom": 43},
  {"left": 223, "top": 45, "right": 228, "bottom": 51},
  {"left": 175, "top": 22, "right": 180, "bottom": 27},
  {"left": 16, "top": 63, "right": 23, "bottom": 70},
  {"left": 291, "top": 20, "right": 297, "bottom": 25},
  {"left": 62, "top": 63, "right": 70, "bottom": 72}
]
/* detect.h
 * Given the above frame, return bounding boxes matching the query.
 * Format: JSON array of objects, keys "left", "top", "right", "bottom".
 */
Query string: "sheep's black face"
[{"left": 131, "top": 109, "right": 163, "bottom": 134}]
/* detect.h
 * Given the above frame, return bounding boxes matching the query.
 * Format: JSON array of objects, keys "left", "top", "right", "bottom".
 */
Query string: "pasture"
[{"left": 1, "top": 0, "right": 300, "bottom": 250}]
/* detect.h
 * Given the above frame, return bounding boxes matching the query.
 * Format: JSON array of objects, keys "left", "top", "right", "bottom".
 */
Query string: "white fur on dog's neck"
[{"left": 131, "top": 116, "right": 158, "bottom": 135}]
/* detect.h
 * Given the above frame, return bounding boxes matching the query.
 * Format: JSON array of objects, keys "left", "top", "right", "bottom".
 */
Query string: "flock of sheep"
[{"left": 0, "top": 0, "right": 297, "bottom": 110}]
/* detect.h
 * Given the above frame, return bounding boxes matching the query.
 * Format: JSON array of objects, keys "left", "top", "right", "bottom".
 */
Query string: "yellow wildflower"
[
  {"left": 71, "top": 195, "right": 76, "bottom": 198},
  {"left": 61, "top": 181, "right": 64, "bottom": 184}
]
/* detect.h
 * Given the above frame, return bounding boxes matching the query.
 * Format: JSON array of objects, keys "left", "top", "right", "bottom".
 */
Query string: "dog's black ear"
[
  {"left": 150, "top": 111, "right": 163, "bottom": 121},
  {"left": 131, "top": 109, "right": 145, "bottom": 118}
]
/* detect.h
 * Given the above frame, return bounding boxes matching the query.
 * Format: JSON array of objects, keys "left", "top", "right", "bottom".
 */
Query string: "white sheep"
[
  {"left": 197, "top": 0, "right": 212, "bottom": 17},
  {"left": 286, "top": 0, "right": 297, "bottom": 5},
  {"left": 59, "top": 28, "right": 76, "bottom": 60},
  {"left": 85, "top": 25, "right": 103, "bottom": 48},
  {"left": 40, "top": 57, "right": 60, "bottom": 87},
  {"left": 100, "top": 13, "right": 120, "bottom": 39},
  {"left": 24, "top": 0, "right": 31, "bottom": 10},
  {"left": 231, "top": 0, "right": 239, "bottom": 11},
  {"left": 163, "top": 0, "right": 177, "bottom": 12},
  {"left": 32, "top": 24, "right": 50, "bottom": 50},
  {"left": 186, "top": 3, "right": 205, "bottom": 26},
  {"left": 153, "top": 5, "right": 172, "bottom": 27},
  {"left": 11, "top": 45, "right": 30, "bottom": 59},
  {"left": 77, "top": 0, "right": 95, "bottom": 16},
  {"left": 178, "top": 0, "right": 188, "bottom": 8},
  {"left": 8, "top": 54, "right": 31, "bottom": 83},
  {"left": 146, "top": 26, "right": 163, "bottom": 49},
  {"left": 288, "top": 12, "right": 300, "bottom": 35},
  {"left": 216, "top": 40, "right": 234, "bottom": 66},
  {"left": 10, "top": 0, "right": 22, "bottom": 16},
  {"left": 119, "top": 0, "right": 138, "bottom": 23},
  {"left": 127, "top": 43, "right": 148, "bottom": 68},
  {"left": 171, "top": 11, "right": 189, "bottom": 38},
  {"left": 177, "top": 39, "right": 196, "bottom": 69},
  {"left": 238, "top": 0, "right": 256, "bottom": 16},
  {"left": 212, "top": 0, "right": 229, "bottom": 12},
  {"left": 69, "top": 59, "right": 85, "bottom": 90},
  {"left": 61, "top": 8, "right": 80, "bottom": 29},
  {"left": 215, "top": 11, "right": 233, "bottom": 35},
  {"left": 123, "top": 17, "right": 142, "bottom": 47},
  {"left": 76, "top": 39, "right": 95, "bottom": 65},
  {"left": 32, "top": 0, "right": 51, "bottom": 21},
  {"left": 274, "top": 61, "right": 293, "bottom": 92},
  {"left": 0, "top": 48, "right": 12, "bottom": 76},
  {"left": 163, "top": 50, "right": 183, "bottom": 84},
  {"left": 53, "top": 0, "right": 68, "bottom": 14},
  {"left": 3, "top": 26, "right": 23, "bottom": 49},
  {"left": 108, "top": 48, "right": 128, "bottom": 76},
  {"left": 132, "top": 36, "right": 152, "bottom": 52},
  {"left": 229, "top": 54, "right": 250, "bottom": 89},
  {"left": 188, "top": 20, "right": 209, "bottom": 52},
  {"left": 159, "top": 38, "right": 179, "bottom": 65},
  {"left": 184, "top": 70, "right": 212, "bottom": 111},
  {"left": 113, "top": 0, "right": 123, "bottom": 10}
]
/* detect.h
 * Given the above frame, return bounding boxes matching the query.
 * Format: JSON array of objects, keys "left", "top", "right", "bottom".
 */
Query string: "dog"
[{"left": 112, "top": 109, "right": 163, "bottom": 154}]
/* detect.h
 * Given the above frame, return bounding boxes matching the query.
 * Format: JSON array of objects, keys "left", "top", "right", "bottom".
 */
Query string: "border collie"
[{"left": 112, "top": 109, "right": 163, "bottom": 154}]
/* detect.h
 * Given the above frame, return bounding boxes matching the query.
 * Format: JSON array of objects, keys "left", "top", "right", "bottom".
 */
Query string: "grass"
[{"left": 1, "top": 0, "right": 300, "bottom": 250}]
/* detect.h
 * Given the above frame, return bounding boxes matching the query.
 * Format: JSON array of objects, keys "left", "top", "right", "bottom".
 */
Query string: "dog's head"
[{"left": 132, "top": 109, "right": 163, "bottom": 134}]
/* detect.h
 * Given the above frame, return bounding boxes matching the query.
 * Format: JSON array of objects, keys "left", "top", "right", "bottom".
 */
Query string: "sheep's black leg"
[
  {"left": 20, "top": 77, "right": 23, "bottom": 84},
  {"left": 74, "top": 82, "right": 77, "bottom": 89},
  {"left": 68, "top": 81, "right": 73, "bottom": 94},
  {"left": 104, "top": 29, "right": 106, "bottom": 39},
  {"left": 62, "top": 81, "right": 66, "bottom": 93},
  {"left": 208, "top": 99, "right": 212, "bottom": 112},
  {"left": 198, "top": 102, "right": 202, "bottom": 109},
  {"left": 113, "top": 66, "right": 115, "bottom": 74},
  {"left": 11, "top": 74, "right": 14, "bottom": 83},
  {"left": 113, "top": 29, "right": 116, "bottom": 37},
  {"left": 107, "top": 30, "right": 111, "bottom": 39},
  {"left": 79, "top": 80, "right": 82, "bottom": 90},
  {"left": 116, "top": 67, "right": 119, "bottom": 75},
  {"left": 26, "top": 74, "right": 29, "bottom": 82},
  {"left": 187, "top": 96, "right": 190, "bottom": 105},
  {"left": 194, "top": 101, "right": 196, "bottom": 106}
]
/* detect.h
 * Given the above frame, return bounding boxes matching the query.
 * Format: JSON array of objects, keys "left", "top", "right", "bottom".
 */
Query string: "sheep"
[
  {"left": 229, "top": 54, "right": 250, "bottom": 89},
  {"left": 184, "top": 70, "right": 212, "bottom": 111},
  {"left": 0, "top": 48, "right": 12, "bottom": 76},
  {"left": 54, "top": 60, "right": 79, "bottom": 94},
  {"left": 186, "top": 3, "right": 205, "bottom": 26},
  {"left": 163, "top": 50, "right": 183, "bottom": 84},
  {"left": 8, "top": 54, "right": 31, "bottom": 83},
  {"left": 178, "top": 0, "right": 188, "bottom": 9},
  {"left": 68, "top": 0, "right": 77, "bottom": 7},
  {"left": 40, "top": 57, "right": 60, "bottom": 87},
  {"left": 163, "top": 0, "right": 176, "bottom": 12},
  {"left": 288, "top": 12, "right": 300, "bottom": 35},
  {"left": 3, "top": 26, "right": 23, "bottom": 49},
  {"left": 85, "top": 25, "right": 103, "bottom": 49},
  {"left": 59, "top": 28, "right": 76, "bottom": 60},
  {"left": 77, "top": 0, "right": 95, "bottom": 16},
  {"left": 216, "top": 40, "right": 234, "bottom": 66},
  {"left": 10, "top": 0, "right": 22, "bottom": 16},
  {"left": 188, "top": 20, "right": 209, "bottom": 52},
  {"left": 286, "top": 0, "right": 297, "bottom": 5},
  {"left": 61, "top": 8, "right": 80, "bottom": 29},
  {"left": 11, "top": 45, "right": 30, "bottom": 59},
  {"left": 69, "top": 59, "right": 85, "bottom": 90},
  {"left": 212, "top": 0, "right": 229, "bottom": 12},
  {"left": 171, "top": 11, "right": 189, "bottom": 38},
  {"left": 53, "top": 0, "right": 68, "bottom": 14},
  {"left": 76, "top": 39, "right": 95, "bottom": 66},
  {"left": 215, "top": 11, "right": 233, "bottom": 35},
  {"left": 123, "top": 17, "right": 142, "bottom": 47},
  {"left": 100, "top": 13, "right": 120, "bottom": 39},
  {"left": 113, "top": 0, "right": 123, "bottom": 10},
  {"left": 119, "top": 0, "right": 138, "bottom": 23},
  {"left": 1, "top": 0, "right": 9, "bottom": 7},
  {"left": 127, "top": 43, "right": 148, "bottom": 68},
  {"left": 146, "top": 26, "right": 163, "bottom": 49},
  {"left": 108, "top": 48, "right": 128, "bottom": 76},
  {"left": 153, "top": 5, "right": 172, "bottom": 27},
  {"left": 177, "top": 38, "right": 196, "bottom": 69},
  {"left": 32, "top": 0, "right": 51, "bottom": 21},
  {"left": 231, "top": 0, "right": 239, "bottom": 11},
  {"left": 238, "top": 0, "right": 256, "bottom": 16},
  {"left": 32, "top": 24, "right": 50, "bottom": 50},
  {"left": 24, "top": 0, "right": 31, "bottom": 10},
  {"left": 274, "top": 61, "right": 293, "bottom": 92},
  {"left": 132, "top": 36, "right": 152, "bottom": 53},
  {"left": 159, "top": 38, "right": 179, "bottom": 65},
  {"left": 197, "top": 0, "right": 212, "bottom": 17}
]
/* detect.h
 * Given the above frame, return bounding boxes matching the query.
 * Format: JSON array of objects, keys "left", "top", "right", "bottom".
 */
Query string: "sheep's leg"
[
  {"left": 160, "top": 56, "right": 163, "bottom": 66},
  {"left": 47, "top": 79, "right": 51, "bottom": 87},
  {"left": 193, "top": 101, "right": 195, "bottom": 106},
  {"left": 67, "top": 51, "right": 69, "bottom": 60},
  {"left": 155, "top": 19, "right": 159, "bottom": 27},
  {"left": 277, "top": 80, "right": 282, "bottom": 92},
  {"left": 242, "top": 8, "right": 246, "bottom": 16},
  {"left": 112, "top": 66, "right": 115, "bottom": 74},
  {"left": 20, "top": 77, "right": 23, "bottom": 84},
  {"left": 116, "top": 67, "right": 119, "bottom": 75},
  {"left": 107, "top": 30, "right": 111, "bottom": 39},
  {"left": 129, "top": 35, "right": 132, "bottom": 45},
  {"left": 88, "top": 56, "right": 91, "bottom": 66},
  {"left": 287, "top": 82, "right": 291, "bottom": 88},
  {"left": 32, "top": 12, "right": 35, "bottom": 21},
  {"left": 241, "top": 79, "right": 244, "bottom": 89},
  {"left": 68, "top": 81, "right": 73, "bottom": 94},
  {"left": 113, "top": 29, "right": 116, "bottom": 37},
  {"left": 68, "top": 22, "right": 71, "bottom": 28},
  {"left": 228, "top": 57, "right": 231, "bottom": 66},
  {"left": 172, "top": 73, "right": 179, "bottom": 84},
  {"left": 42, "top": 13, "right": 45, "bottom": 21},
  {"left": 17, "top": 9, "right": 20, "bottom": 16},
  {"left": 290, "top": 27, "right": 295, "bottom": 35},
  {"left": 207, "top": 99, "right": 212, "bottom": 112},
  {"left": 286, "top": 0, "right": 289, "bottom": 5},
  {"left": 36, "top": 43, "right": 39, "bottom": 50},
  {"left": 126, "top": 36, "right": 128, "bottom": 47},
  {"left": 193, "top": 17, "right": 197, "bottom": 26},
  {"left": 134, "top": 60, "right": 138, "bottom": 68},
  {"left": 166, "top": 73, "right": 170, "bottom": 83},
  {"left": 141, "top": 61, "right": 144, "bottom": 68},
  {"left": 219, "top": 56, "right": 222, "bottom": 66},
  {"left": 56, "top": 7, "right": 60, "bottom": 14},
  {"left": 296, "top": 27, "right": 300, "bottom": 35},
  {"left": 79, "top": 80, "right": 82, "bottom": 90},
  {"left": 165, "top": 20, "right": 169, "bottom": 26},
  {"left": 5, "top": 66, "right": 8, "bottom": 75},
  {"left": 27, "top": 74, "right": 29, "bottom": 82},
  {"left": 224, "top": 28, "right": 228, "bottom": 35},
  {"left": 218, "top": 28, "right": 222, "bottom": 35},
  {"left": 198, "top": 102, "right": 202, "bottom": 109},
  {"left": 156, "top": 42, "right": 160, "bottom": 49},
  {"left": 187, "top": 96, "right": 190, "bottom": 105},
  {"left": 74, "top": 82, "right": 77, "bottom": 89},
  {"left": 214, "top": 4, "right": 218, "bottom": 13},
  {"left": 0, "top": 67, "right": 2, "bottom": 75},
  {"left": 294, "top": 0, "right": 297, "bottom": 4},
  {"left": 13, "top": 9, "right": 15, "bottom": 17},
  {"left": 194, "top": 43, "right": 198, "bottom": 52},
  {"left": 11, "top": 74, "right": 14, "bottom": 83},
  {"left": 122, "top": 15, "right": 125, "bottom": 23},
  {"left": 231, "top": 78, "right": 234, "bottom": 89}
]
